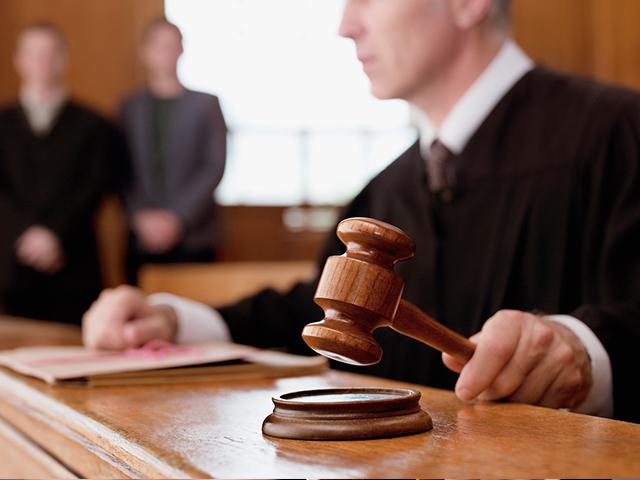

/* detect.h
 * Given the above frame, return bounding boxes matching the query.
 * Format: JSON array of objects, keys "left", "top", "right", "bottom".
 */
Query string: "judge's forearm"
[{"left": 147, "top": 293, "right": 232, "bottom": 344}]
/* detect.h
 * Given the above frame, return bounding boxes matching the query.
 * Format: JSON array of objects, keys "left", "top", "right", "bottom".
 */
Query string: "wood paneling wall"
[
  {"left": 219, "top": 207, "right": 332, "bottom": 262},
  {"left": 513, "top": 0, "right": 640, "bottom": 90},
  {"left": 0, "top": 0, "right": 164, "bottom": 114}
]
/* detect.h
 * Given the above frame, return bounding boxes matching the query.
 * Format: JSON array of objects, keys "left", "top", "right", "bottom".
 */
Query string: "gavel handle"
[{"left": 392, "top": 300, "right": 475, "bottom": 364}]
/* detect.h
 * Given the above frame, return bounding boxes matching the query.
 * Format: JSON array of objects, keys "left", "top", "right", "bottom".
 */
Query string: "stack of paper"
[{"left": 0, "top": 340, "right": 328, "bottom": 386}]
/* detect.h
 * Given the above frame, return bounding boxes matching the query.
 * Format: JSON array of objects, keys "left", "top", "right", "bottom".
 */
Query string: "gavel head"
[{"left": 302, "top": 217, "right": 415, "bottom": 366}]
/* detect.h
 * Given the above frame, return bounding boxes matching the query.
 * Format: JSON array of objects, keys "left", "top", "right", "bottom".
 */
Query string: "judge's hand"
[
  {"left": 133, "top": 209, "right": 183, "bottom": 255},
  {"left": 442, "top": 310, "right": 592, "bottom": 409},
  {"left": 83, "top": 286, "right": 178, "bottom": 350},
  {"left": 15, "top": 225, "right": 65, "bottom": 274}
]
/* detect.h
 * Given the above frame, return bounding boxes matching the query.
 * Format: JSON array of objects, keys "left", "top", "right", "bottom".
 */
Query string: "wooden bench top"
[{"left": 1, "top": 316, "right": 639, "bottom": 478}]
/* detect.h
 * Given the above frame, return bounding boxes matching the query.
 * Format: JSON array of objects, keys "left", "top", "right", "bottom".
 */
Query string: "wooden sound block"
[{"left": 262, "top": 387, "right": 433, "bottom": 440}]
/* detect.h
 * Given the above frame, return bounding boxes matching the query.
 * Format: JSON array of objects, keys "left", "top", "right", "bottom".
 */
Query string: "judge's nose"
[{"left": 338, "top": 0, "right": 366, "bottom": 40}]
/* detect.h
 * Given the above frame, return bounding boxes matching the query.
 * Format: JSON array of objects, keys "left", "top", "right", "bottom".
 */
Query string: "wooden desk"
[
  {"left": 1, "top": 316, "right": 639, "bottom": 478},
  {"left": 138, "top": 261, "right": 315, "bottom": 306}
]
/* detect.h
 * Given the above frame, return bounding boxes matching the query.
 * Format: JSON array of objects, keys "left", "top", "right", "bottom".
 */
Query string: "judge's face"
[
  {"left": 339, "top": 0, "right": 461, "bottom": 101},
  {"left": 14, "top": 30, "right": 67, "bottom": 88},
  {"left": 141, "top": 25, "right": 183, "bottom": 75}
]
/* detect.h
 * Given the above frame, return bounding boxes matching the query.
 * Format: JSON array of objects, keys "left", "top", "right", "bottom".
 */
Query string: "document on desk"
[{"left": 0, "top": 340, "right": 328, "bottom": 386}]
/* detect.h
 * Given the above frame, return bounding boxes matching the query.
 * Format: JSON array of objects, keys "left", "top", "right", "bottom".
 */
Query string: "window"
[{"left": 166, "top": 0, "right": 417, "bottom": 205}]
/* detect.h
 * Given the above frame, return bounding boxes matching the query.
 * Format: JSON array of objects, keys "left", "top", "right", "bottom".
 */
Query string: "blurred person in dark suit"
[
  {"left": 0, "top": 23, "right": 112, "bottom": 324},
  {"left": 120, "top": 19, "right": 227, "bottom": 284}
]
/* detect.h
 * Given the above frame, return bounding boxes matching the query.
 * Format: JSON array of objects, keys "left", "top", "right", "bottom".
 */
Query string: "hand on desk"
[
  {"left": 15, "top": 225, "right": 65, "bottom": 274},
  {"left": 83, "top": 286, "right": 178, "bottom": 350},
  {"left": 442, "top": 310, "right": 592, "bottom": 409}
]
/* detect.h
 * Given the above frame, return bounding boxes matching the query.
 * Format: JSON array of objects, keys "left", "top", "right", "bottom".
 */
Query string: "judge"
[
  {"left": 83, "top": 0, "right": 640, "bottom": 423},
  {"left": 0, "top": 24, "right": 112, "bottom": 323}
]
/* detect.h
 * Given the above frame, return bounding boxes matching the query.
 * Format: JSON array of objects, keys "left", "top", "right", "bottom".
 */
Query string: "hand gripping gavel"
[{"left": 302, "top": 217, "right": 476, "bottom": 366}]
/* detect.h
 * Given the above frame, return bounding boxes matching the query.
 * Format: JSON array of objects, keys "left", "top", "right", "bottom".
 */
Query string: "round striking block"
[{"left": 262, "top": 387, "right": 433, "bottom": 440}]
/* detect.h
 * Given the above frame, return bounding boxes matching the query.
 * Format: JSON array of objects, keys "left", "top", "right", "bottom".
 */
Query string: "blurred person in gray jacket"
[{"left": 120, "top": 19, "right": 227, "bottom": 284}]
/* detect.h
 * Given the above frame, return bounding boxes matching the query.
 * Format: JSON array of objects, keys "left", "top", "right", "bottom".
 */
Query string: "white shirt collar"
[
  {"left": 418, "top": 40, "right": 534, "bottom": 155},
  {"left": 20, "top": 86, "right": 67, "bottom": 135}
]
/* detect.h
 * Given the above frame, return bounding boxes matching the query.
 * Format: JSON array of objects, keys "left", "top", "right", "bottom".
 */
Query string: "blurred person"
[
  {"left": 120, "top": 19, "right": 227, "bottom": 284},
  {"left": 84, "top": 0, "right": 640, "bottom": 423},
  {"left": 0, "top": 23, "right": 112, "bottom": 323}
]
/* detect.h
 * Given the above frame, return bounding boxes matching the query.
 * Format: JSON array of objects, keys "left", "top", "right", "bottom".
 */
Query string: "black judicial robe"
[
  {"left": 218, "top": 67, "right": 640, "bottom": 423},
  {"left": 0, "top": 101, "right": 113, "bottom": 323}
]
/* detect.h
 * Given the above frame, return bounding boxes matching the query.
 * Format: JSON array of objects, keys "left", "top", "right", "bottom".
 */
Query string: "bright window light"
[{"left": 166, "top": 0, "right": 417, "bottom": 205}]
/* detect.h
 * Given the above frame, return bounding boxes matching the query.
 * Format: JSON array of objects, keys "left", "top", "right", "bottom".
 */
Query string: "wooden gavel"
[{"left": 302, "top": 217, "right": 476, "bottom": 366}]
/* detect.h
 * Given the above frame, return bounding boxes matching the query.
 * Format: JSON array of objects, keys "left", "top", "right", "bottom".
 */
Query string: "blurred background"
[{"left": 1, "top": 0, "right": 640, "bottom": 308}]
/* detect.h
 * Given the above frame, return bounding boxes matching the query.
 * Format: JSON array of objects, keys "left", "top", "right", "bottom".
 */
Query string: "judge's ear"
[{"left": 448, "top": 0, "right": 493, "bottom": 30}]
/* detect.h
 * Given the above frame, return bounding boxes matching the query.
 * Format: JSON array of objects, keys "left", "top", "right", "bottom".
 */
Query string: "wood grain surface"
[
  {"left": 1, "top": 316, "right": 639, "bottom": 478},
  {"left": 0, "top": 316, "right": 82, "bottom": 349},
  {"left": 0, "top": 416, "right": 78, "bottom": 479}
]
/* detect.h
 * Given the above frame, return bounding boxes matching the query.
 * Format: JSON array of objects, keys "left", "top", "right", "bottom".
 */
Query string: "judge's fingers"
[
  {"left": 122, "top": 308, "right": 177, "bottom": 348},
  {"left": 83, "top": 286, "right": 152, "bottom": 350},
  {"left": 476, "top": 317, "right": 555, "bottom": 401},
  {"left": 442, "top": 332, "right": 479, "bottom": 373},
  {"left": 441, "top": 353, "right": 465, "bottom": 373},
  {"left": 482, "top": 330, "right": 563, "bottom": 404},
  {"left": 535, "top": 362, "right": 590, "bottom": 409},
  {"left": 516, "top": 330, "right": 592, "bottom": 408},
  {"left": 505, "top": 355, "right": 564, "bottom": 407},
  {"left": 455, "top": 311, "right": 524, "bottom": 401}
]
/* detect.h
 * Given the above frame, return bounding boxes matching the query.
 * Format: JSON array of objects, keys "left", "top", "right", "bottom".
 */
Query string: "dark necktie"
[{"left": 427, "top": 139, "right": 456, "bottom": 202}]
